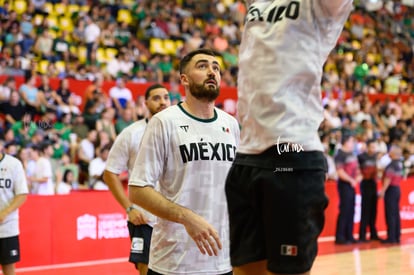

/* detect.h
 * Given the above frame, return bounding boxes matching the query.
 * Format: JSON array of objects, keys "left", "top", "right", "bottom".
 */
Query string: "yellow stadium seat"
[
  {"left": 55, "top": 61, "right": 66, "bottom": 73},
  {"left": 0, "top": 40, "right": 3, "bottom": 52},
  {"left": 48, "top": 29, "right": 58, "bottom": 39},
  {"left": 46, "top": 15, "right": 59, "bottom": 29},
  {"left": 175, "top": 40, "right": 184, "bottom": 51},
  {"left": 13, "top": 0, "right": 27, "bottom": 15},
  {"left": 33, "top": 14, "right": 44, "bottom": 26},
  {"left": 122, "top": 0, "right": 135, "bottom": 7},
  {"left": 78, "top": 46, "right": 87, "bottom": 63},
  {"left": 59, "top": 17, "right": 74, "bottom": 32},
  {"left": 149, "top": 38, "right": 166, "bottom": 55},
  {"left": 163, "top": 39, "right": 177, "bottom": 55},
  {"left": 117, "top": 9, "right": 132, "bottom": 25},
  {"left": 44, "top": 2, "right": 54, "bottom": 15},
  {"left": 105, "top": 48, "right": 118, "bottom": 62},
  {"left": 37, "top": 60, "right": 49, "bottom": 75},
  {"left": 96, "top": 47, "right": 106, "bottom": 63},
  {"left": 54, "top": 3, "right": 67, "bottom": 15},
  {"left": 66, "top": 4, "right": 80, "bottom": 16},
  {"left": 80, "top": 5, "right": 90, "bottom": 14}
]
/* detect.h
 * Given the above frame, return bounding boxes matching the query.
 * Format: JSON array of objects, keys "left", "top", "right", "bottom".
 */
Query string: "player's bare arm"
[
  {"left": 0, "top": 194, "right": 27, "bottom": 223},
  {"left": 129, "top": 185, "right": 222, "bottom": 256},
  {"left": 103, "top": 170, "right": 148, "bottom": 225}
]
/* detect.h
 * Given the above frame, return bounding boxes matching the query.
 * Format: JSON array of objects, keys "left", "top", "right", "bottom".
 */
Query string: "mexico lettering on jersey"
[
  {"left": 129, "top": 103, "right": 239, "bottom": 275},
  {"left": 237, "top": 0, "right": 353, "bottom": 154},
  {"left": 0, "top": 154, "right": 29, "bottom": 238},
  {"left": 105, "top": 118, "right": 156, "bottom": 226}
]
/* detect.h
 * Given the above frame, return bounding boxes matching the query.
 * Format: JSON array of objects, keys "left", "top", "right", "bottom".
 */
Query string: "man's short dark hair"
[
  {"left": 179, "top": 48, "right": 221, "bottom": 74},
  {"left": 145, "top": 83, "right": 167, "bottom": 100}
]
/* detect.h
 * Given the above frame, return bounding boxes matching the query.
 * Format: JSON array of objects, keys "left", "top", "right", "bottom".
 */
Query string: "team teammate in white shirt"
[
  {"left": 103, "top": 84, "right": 171, "bottom": 275},
  {"left": 0, "top": 152, "right": 28, "bottom": 275},
  {"left": 225, "top": 1, "right": 353, "bottom": 275},
  {"left": 129, "top": 49, "right": 239, "bottom": 275}
]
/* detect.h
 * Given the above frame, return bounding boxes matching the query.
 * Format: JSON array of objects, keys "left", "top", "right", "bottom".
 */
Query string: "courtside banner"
[
  {"left": 18, "top": 191, "right": 130, "bottom": 267},
  {"left": 16, "top": 179, "right": 414, "bottom": 267}
]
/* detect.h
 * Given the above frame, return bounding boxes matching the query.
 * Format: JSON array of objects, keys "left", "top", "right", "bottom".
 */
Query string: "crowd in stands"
[{"left": 0, "top": 0, "right": 414, "bottom": 194}]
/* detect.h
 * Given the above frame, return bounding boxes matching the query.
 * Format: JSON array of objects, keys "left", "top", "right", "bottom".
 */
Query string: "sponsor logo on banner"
[
  {"left": 77, "top": 213, "right": 129, "bottom": 240},
  {"left": 400, "top": 191, "right": 414, "bottom": 220}
]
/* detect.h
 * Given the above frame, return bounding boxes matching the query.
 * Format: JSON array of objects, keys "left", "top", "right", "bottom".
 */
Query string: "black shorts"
[
  {"left": 0, "top": 235, "right": 20, "bottom": 265},
  {"left": 225, "top": 147, "right": 328, "bottom": 274},
  {"left": 127, "top": 222, "right": 152, "bottom": 265}
]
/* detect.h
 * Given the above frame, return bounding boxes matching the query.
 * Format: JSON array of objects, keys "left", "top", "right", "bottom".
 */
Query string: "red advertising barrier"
[
  {"left": 16, "top": 178, "right": 414, "bottom": 268},
  {"left": 18, "top": 191, "right": 130, "bottom": 268},
  {"left": 0, "top": 75, "right": 239, "bottom": 111},
  {"left": 2, "top": 74, "right": 414, "bottom": 114}
]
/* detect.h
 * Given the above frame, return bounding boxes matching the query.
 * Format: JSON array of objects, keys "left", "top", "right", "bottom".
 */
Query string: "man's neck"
[{"left": 181, "top": 97, "right": 215, "bottom": 120}]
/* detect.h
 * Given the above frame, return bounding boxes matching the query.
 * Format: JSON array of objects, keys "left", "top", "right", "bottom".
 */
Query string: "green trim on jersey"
[{"left": 178, "top": 102, "right": 218, "bottom": 123}]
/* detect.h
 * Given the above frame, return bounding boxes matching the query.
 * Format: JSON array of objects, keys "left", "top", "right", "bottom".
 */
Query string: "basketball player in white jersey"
[
  {"left": 103, "top": 84, "right": 171, "bottom": 275},
  {"left": 0, "top": 152, "right": 28, "bottom": 275},
  {"left": 225, "top": 1, "right": 353, "bottom": 275},
  {"left": 129, "top": 49, "right": 239, "bottom": 275}
]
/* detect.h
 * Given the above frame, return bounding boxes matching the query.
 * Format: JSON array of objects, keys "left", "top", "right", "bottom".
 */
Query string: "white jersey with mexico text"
[
  {"left": 0, "top": 154, "right": 29, "bottom": 238},
  {"left": 129, "top": 103, "right": 240, "bottom": 275},
  {"left": 105, "top": 119, "right": 156, "bottom": 225},
  {"left": 237, "top": 0, "right": 353, "bottom": 153}
]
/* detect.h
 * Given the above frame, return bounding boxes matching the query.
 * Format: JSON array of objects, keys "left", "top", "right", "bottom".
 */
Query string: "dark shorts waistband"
[{"left": 234, "top": 146, "right": 327, "bottom": 171}]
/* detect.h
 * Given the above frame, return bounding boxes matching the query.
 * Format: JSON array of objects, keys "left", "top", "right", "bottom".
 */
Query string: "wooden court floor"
[{"left": 7, "top": 230, "right": 414, "bottom": 275}]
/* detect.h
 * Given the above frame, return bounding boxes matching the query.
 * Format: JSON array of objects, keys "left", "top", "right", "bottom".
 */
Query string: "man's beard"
[{"left": 189, "top": 81, "right": 219, "bottom": 102}]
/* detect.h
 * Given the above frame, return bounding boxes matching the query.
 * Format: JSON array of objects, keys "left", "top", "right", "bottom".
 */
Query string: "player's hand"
[
  {"left": 128, "top": 208, "right": 149, "bottom": 225},
  {"left": 182, "top": 211, "right": 222, "bottom": 256}
]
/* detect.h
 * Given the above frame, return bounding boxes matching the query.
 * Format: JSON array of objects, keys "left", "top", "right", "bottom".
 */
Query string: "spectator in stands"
[
  {"left": 83, "top": 88, "right": 107, "bottom": 130},
  {"left": 109, "top": 77, "right": 134, "bottom": 114},
  {"left": 401, "top": 97, "right": 414, "bottom": 123},
  {"left": 77, "top": 129, "right": 97, "bottom": 186},
  {"left": 33, "top": 28, "right": 54, "bottom": 62},
  {"left": 84, "top": 15, "right": 101, "bottom": 63},
  {"left": 89, "top": 143, "right": 111, "bottom": 190},
  {"left": 71, "top": 114, "right": 89, "bottom": 141},
  {"left": 19, "top": 74, "right": 42, "bottom": 117},
  {"left": 52, "top": 30, "right": 71, "bottom": 63},
  {"left": 30, "top": 142, "right": 55, "bottom": 195},
  {"left": 55, "top": 78, "right": 73, "bottom": 109},
  {"left": 72, "top": 17, "right": 86, "bottom": 45},
  {"left": 0, "top": 76, "right": 16, "bottom": 104},
  {"left": 96, "top": 108, "right": 117, "bottom": 142},
  {"left": 52, "top": 112, "right": 73, "bottom": 149},
  {"left": 11, "top": 113, "right": 38, "bottom": 147},
  {"left": 37, "top": 74, "right": 60, "bottom": 113},
  {"left": 100, "top": 22, "right": 117, "bottom": 48},
  {"left": 0, "top": 90, "right": 26, "bottom": 128},
  {"left": 55, "top": 169, "right": 74, "bottom": 195},
  {"left": 115, "top": 107, "right": 135, "bottom": 135}
]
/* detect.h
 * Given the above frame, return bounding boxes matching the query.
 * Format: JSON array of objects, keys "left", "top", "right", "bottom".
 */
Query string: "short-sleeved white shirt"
[
  {"left": 0, "top": 154, "right": 29, "bottom": 237},
  {"left": 105, "top": 119, "right": 156, "bottom": 225},
  {"left": 129, "top": 104, "right": 240, "bottom": 274}
]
